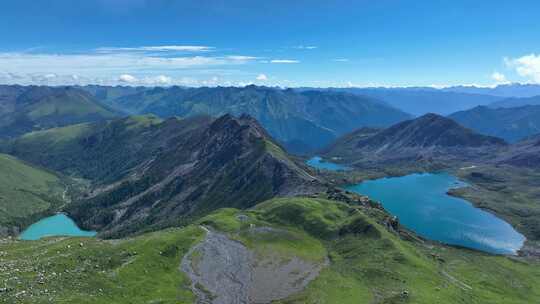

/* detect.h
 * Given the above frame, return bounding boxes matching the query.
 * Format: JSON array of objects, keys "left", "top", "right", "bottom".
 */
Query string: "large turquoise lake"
[
  {"left": 306, "top": 157, "right": 525, "bottom": 254},
  {"left": 347, "top": 173, "right": 525, "bottom": 254},
  {"left": 19, "top": 214, "right": 96, "bottom": 241}
]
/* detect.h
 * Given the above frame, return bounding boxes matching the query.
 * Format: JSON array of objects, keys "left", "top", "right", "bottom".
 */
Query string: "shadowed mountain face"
[
  {"left": 324, "top": 113, "right": 507, "bottom": 166},
  {"left": 0, "top": 85, "right": 118, "bottom": 139},
  {"left": 496, "top": 134, "right": 540, "bottom": 168},
  {"left": 4, "top": 114, "right": 322, "bottom": 237},
  {"left": 449, "top": 105, "right": 540, "bottom": 143},
  {"left": 83, "top": 85, "right": 411, "bottom": 153}
]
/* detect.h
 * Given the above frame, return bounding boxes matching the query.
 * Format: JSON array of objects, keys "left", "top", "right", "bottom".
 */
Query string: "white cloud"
[
  {"left": 491, "top": 72, "right": 507, "bottom": 83},
  {"left": 505, "top": 54, "right": 540, "bottom": 83},
  {"left": 0, "top": 52, "right": 230, "bottom": 73},
  {"left": 145, "top": 75, "right": 172, "bottom": 85},
  {"left": 0, "top": 50, "right": 260, "bottom": 86},
  {"left": 256, "top": 74, "right": 268, "bottom": 81},
  {"left": 270, "top": 59, "right": 300, "bottom": 64},
  {"left": 96, "top": 45, "right": 214, "bottom": 53},
  {"left": 333, "top": 58, "right": 349, "bottom": 62},
  {"left": 43, "top": 73, "right": 57, "bottom": 79},
  {"left": 292, "top": 45, "right": 317, "bottom": 50},
  {"left": 226, "top": 55, "right": 259, "bottom": 61},
  {"left": 200, "top": 76, "right": 220, "bottom": 86},
  {"left": 0, "top": 71, "right": 213, "bottom": 87},
  {"left": 118, "top": 74, "right": 138, "bottom": 83},
  {"left": 117, "top": 74, "right": 177, "bottom": 86}
]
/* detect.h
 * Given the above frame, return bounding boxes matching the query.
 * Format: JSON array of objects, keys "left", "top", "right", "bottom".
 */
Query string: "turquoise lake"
[
  {"left": 19, "top": 214, "right": 96, "bottom": 241},
  {"left": 306, "top": 157, "right": 525, "bottom": 254},
  {"left": 306, "top": 156, "right": 350, "bottom": 171},
  {"left": 347, "top": 173, "right": 525, "bottom": 254}
]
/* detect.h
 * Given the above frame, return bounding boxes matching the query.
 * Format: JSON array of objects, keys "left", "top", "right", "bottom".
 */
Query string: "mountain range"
[
  {"left": 488, "top": 95, "right": 540, "bottom": 108},
  {"left": 320, "top": 87, "right": 501, "bottom": 116},
  {"left": 0, "top": 85, "right": 118, "bottom": 139},
  {"left": 1, "top": 86, "right": 540, "bottom": 303},
  {"left": 305, "top": 84, "right": 540, "bottom": 116},
  {"left": 449, "top": 105, "right": 540, "bottom": 142},
  {"left": 80, "top": 85, "right": 411, "bottom": 153},
  {"left": 443, "top": 83, "right": 540, "bottom": 98},
  {"left": 2, "top": 114, "right": 322, "bottom": 237},
  {"left": 8, "top": 84, "right": 540, "bottom": 155}
]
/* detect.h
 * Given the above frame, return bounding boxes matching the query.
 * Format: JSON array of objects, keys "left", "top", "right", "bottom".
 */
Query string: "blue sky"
[{"left": 0, "top": 0, "right": 539, "bottom": 87}]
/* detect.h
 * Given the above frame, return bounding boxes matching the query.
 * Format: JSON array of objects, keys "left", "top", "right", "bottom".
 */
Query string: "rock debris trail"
[
  {"left": 181, "top": 226, "right": 325, "bottom": 304},
  {"left": 181, "top": 226, "right": 253, "bottom": 304}
]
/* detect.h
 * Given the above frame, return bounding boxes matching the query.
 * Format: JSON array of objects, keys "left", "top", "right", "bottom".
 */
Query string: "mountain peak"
[
  {"left": 324, "top": 114, "right": 507, "bottom": 166},
  {"left": 3, "top": 114, "right": 322, "bottom": 237},
  {"left": 369, "top": 114, "right": 507, "bottom": 148}
]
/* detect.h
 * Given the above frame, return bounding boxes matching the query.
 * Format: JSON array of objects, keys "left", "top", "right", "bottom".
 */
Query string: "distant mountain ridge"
[
  {"left": 82, "top": 85, "right": 411, "bottom": 153},
  {"left": 303, "top": 87, "right": 501, "bottom": 116},
  {"left": 297, "top": 84, "right": 540, "bottom": 116},
  {"left": 488, "top": 95, "right": 540, "bottom": 108},
  {"left": 449, "top": 105, "right": 540, "bottom": 143},
  {"left": 444, "top": 83, "right": 540, "bottom": 98},
  {"left": 0, "top": 85, "right": 118, "bottom": 139}
]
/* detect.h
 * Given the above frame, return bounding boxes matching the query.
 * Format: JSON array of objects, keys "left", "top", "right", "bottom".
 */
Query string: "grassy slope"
[
  {"left": 4, "top": 115, "right": 164, "bottom": 182},
  {"left": 0, "top": 154, "right": 64, "bottom": 230},
  {"left": 1, "top": 197, "right": 539, "bottom": 303},
  {"left": 0, "top": 226, "right": 203, "bottom": 304},
  {"left": 26, "top": 94, "right": 115, "bottom": 120},
  {"left": 0, "top": 87, "right": 119, "bottom": 139},
  {"left": 13, "top": 115, "right": 162, "bottom": 151}
]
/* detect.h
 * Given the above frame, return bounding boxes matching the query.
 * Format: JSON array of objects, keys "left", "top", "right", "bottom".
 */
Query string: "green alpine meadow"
[{"left": 2, "top": 1, "right": 540, "bottom": 303}]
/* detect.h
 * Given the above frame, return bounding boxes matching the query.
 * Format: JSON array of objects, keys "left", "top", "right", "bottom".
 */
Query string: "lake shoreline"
[
  {"left": 19, "top": 213, "right": 97, "bottom": 241},
  {"left": 306, "top": 156, "right": 526, "bottom": 255}
]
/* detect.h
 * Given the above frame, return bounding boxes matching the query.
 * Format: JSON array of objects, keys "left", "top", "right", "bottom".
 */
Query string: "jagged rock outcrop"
[{"left": 58, "top": 114, "right": 323, "bottom": 237}]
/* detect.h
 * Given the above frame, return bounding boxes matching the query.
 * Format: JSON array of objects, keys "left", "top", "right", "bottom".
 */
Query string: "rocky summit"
[{"left": 5, "top": 113, "right": 321, "bottom": 237}]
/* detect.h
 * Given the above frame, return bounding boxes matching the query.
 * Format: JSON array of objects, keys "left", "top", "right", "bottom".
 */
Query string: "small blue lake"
[
  {"left": 346, "top": 173, "right": 525, "bottom": 255},
  {"left": 19, "top": 214, "right": 97, "bottom": 241},
  {"left": 306, "top": 156, "right": 350, "bottom": 171}
]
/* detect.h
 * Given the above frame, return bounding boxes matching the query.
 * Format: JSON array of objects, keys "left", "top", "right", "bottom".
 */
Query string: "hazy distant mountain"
[
  {"left": 317, "top": 87, "right": 500, "bottom": 116},
  {"left": 449, "top": 105, "right": 540, "bottom": 142},
  {"left": 79, "top": 85, "right": 151, "bottom": 112},
  {"left": 86, "top": 85, "right": 411, "bottom": 153},
  {"left": 489, "top": 95, "right": 540, "bottom": 108},
  {"left": 444, "top": 83, "right": 540, "bottom": 98},
  {"left": 0, "top": 85, "right": 118, "bottom": 139},
  {"left": 324, "top": 113, "right": 506, "bottom": 166},
  {"left": 4, "top": 114, "right": 322, "bottom": 237}
]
